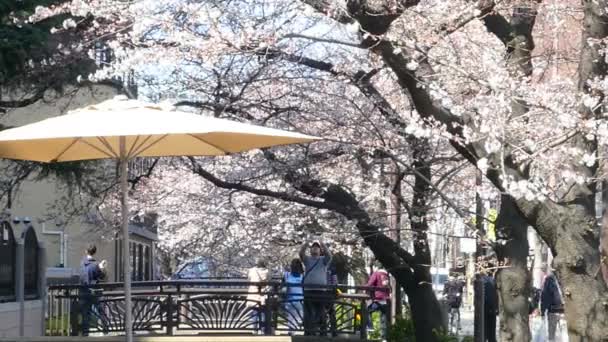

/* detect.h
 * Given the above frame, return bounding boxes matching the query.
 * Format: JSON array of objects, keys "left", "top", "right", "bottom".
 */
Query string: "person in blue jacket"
[
  {"left": 79, "top": 244, "right": 106, "bottom": 336},
  {"left": 283, "top": 258, "right": 304, "bottom": 335}
]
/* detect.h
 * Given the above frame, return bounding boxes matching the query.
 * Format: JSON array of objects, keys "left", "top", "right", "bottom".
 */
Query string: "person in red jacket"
[{"left": 366, "top": 262, "right": 390, "bottom": 337}]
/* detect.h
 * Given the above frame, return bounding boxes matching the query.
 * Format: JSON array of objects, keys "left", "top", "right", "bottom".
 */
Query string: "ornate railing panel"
[
  {"left": 177, "top": 295, "right": 260, "bottom": 331},
  {"left": 46, "top": 280, "right": 389, "bottom": 339}
]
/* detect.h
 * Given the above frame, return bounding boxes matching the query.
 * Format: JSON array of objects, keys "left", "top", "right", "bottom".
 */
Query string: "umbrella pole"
[{"left": 120, "top": 138, "right": 133, "bottom": 342}]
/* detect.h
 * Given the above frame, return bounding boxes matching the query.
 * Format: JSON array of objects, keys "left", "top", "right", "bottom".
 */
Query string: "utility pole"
[{"left": 474, "top": 169, "right": 485, "bottom": 342}]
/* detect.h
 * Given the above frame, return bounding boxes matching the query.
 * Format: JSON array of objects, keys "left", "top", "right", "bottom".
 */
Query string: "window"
[
  {"left": 137, "top": 244, "right": 143, "bottom": 281},
  {"left": 116, "top": 239, "right": 123, "bottom": 282},
  {"left": 117, "top": 239, "right": 153, "bottom": 281},
  {"left": 144, "top": 246, "right": 150, "bottom": 281},
  {"left": 23, "top": 227, "right": 39, "bottom": 299},
  {"left": 131, "top": 242, "right": 136, "bottom": 281},
  {"left": 0, "top": 221, "right": 15, "bottom": 301}
]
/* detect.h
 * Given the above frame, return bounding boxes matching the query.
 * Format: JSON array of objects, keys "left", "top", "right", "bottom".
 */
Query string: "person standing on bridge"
[
  {"left": 299, "top": 240, "right": 332, "bottom": 336},
  {"left": 79, "top": 244, "right": 106, "bottom": 336},
  {"left": 247, "top": 258, "right": 270, "bottom": 334},
  {"left": 367, "top": 262, "right": 390, "bottom": 338},
  {"left": 282, "top": 258, "right": 304, "bottom": 336}
]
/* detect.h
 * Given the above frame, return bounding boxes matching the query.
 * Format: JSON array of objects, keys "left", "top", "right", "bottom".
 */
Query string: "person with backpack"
[
  {"left": 299, "top": 240, "right": 332, "bottom": 336},
  {"left": 366, "top": 262, "right": 390, "bottom": 338},
  {"left": 282, "top": 258, "right": 304, "bottom": 335},
  {"left": 540, "top": 264, "right": 564, "bottom": 342},
  {"left": 79, "top": 244, "right": 107, "bottom": 336}
]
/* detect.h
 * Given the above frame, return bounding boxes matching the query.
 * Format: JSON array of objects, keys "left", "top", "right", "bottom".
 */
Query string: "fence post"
[
  {"left": 166, "top": 294, "right": 174, "bottom": 336},
  {"left": 264, "top": 296, "right": 274, "bottom": 335},
  {"left": 329, "top": 290, "right": 337, "bottom": 337},
  {"left": 359, "top": 298, "right": 368, "bottom": 340},
  {"left": 69, "top": 291, "right": 79, "bottom": 336},
  {"left": 385, "top": 299, "right": 392, "bottom": 339},
  {"left": 39, "top": 243, "right": 47, "bottom": 336},
  {"left": 15, "top": 240, "right": 25, "bottom": 336}
]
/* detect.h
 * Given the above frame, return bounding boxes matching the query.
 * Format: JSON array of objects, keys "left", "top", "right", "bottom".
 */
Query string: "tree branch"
[
  {"left": 299, "top": 0, "right": 420, "bottom": 35},
  {"left": 188, "top": 157, "right": 333, "bottom": 210},
  {"left": 0, "top": 89, "right": 45, "bottom": 110}
]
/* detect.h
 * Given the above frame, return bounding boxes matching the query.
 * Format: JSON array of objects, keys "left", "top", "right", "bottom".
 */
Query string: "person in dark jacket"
[
  {"left": 443, "top": 275, "right": 464, "bottom": 330},
  {"left": 482, "top": 264, "right": 498, "bottom": 342},
  {"left": 541, "top": 264, "right": 563, "bottom": 341},
  {"left": 79, "top": 244, "right": 106, "bottom": 336}
]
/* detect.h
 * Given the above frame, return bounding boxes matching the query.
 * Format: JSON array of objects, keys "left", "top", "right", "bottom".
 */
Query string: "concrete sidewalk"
[{"left": 459, "top": 308, "right": 569, "bottom": 341}]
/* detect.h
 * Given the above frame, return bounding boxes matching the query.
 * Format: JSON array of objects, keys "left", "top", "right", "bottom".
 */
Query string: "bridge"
[{"left": 44, "top": 280, "right": 389, "bottom": 339}]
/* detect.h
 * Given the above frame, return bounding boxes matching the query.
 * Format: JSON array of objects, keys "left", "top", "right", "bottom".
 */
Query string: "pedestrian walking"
[
  {"left": 444, "top": 275, "right": 464, "bottom": 332},
  {"left": 540, "top": 264, "right": 564, "bottom": 342}
]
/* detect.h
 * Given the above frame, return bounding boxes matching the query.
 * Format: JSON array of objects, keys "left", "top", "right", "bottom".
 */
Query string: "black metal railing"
[{"left": 46, "top": 279, "right": 390, "bottom": 338}]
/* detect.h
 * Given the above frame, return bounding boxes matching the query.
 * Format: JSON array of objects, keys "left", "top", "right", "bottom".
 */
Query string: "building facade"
[{"left": 0, "top": 85, "right": 157, "bottom": 336}]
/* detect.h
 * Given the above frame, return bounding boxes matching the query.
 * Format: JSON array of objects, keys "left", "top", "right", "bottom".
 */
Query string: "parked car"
[
  {"left": 172, "top": 259, "right": 211, "bottom": 279},
  {"left": 171, "top": 257, "right": 244, "bottom": 280}
]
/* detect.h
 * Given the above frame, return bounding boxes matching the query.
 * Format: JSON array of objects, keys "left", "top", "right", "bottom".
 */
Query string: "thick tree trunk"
[
  {"left": 495, "top": 195, "right": 531, "bottom": 342},
  {"left": 406, "top": 275, "right": 445, "bottom": 340},
  {"left": 516, "top": 198, "right": 608, "bottom": 341},
  {"left": 407, "top": 141, "right": 446, "bottom": 340},
  {"left": 354, "top": 216, "right": 444, "bottom": 342}
]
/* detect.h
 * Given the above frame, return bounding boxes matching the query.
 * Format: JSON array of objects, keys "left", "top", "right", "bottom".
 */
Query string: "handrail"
[
  {"left": 48, "top": 279, "right": 390, "bottom": 293},
  {"left": 46, "top": 279, "right": 391, "bottom": 338}
]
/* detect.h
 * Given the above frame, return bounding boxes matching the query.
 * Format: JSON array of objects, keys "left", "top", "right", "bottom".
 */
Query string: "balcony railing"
[{"left": 46, "top": 279, "right": 390, "bottom": 338}]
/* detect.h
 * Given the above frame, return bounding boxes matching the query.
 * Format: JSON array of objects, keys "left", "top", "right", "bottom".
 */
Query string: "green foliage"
[
  {"left": 0, "top": 0, "right": 86, "bottom": 87},
  {"left": 433, "top": 328, "right": 459, "bottom": 342},
  {"left": 367, "top": 310, "right": 387, "bottom": 340},
  {"left": 386, "top": 316, "right": 416, "bottom": 342},
  {"left": 385, "top": 316, "right": 471, "bottom": 342},
  {"left": 45, "top": 313, "right": 69, "bottom": 336},
  {"left": 0, "top": 0, "right": 66, "bottom": 18}
]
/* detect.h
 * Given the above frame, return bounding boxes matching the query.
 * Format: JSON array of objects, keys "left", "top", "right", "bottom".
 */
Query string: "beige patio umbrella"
[{"left": 0, "top": 97, "right": 319, "bottom": 341}]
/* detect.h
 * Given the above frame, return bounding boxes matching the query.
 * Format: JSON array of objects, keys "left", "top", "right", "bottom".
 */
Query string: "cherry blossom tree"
[{"left": 36, "top": 0, "right": 608, "bottom": 340}]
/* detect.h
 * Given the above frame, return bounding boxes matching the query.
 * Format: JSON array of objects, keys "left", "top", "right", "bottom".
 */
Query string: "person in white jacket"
[{"left": 247, "top": 259, "right": 269, "bottom": 333}]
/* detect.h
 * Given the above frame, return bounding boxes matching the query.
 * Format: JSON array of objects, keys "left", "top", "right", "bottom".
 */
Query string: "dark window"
[
  {"left": 144, "top": 246, "right": 150, "bottom": 280},
  {"left": 116, "top": 239, "right": 154, "bottom": 282},
  {"left": 0, "top": 221, "right": 15, "bottom": 301},
  {"left": 137, "top": 244, "right": 143, "bottom": 281},
  {"left": 130, "top": 242, "right": 136, "bottom": 281},
  {"left": 23, "top": 227, "right": 39, "bottom": 299},
  {"left": 117, "top": 239, "right": 123, "bottom": 282}
]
